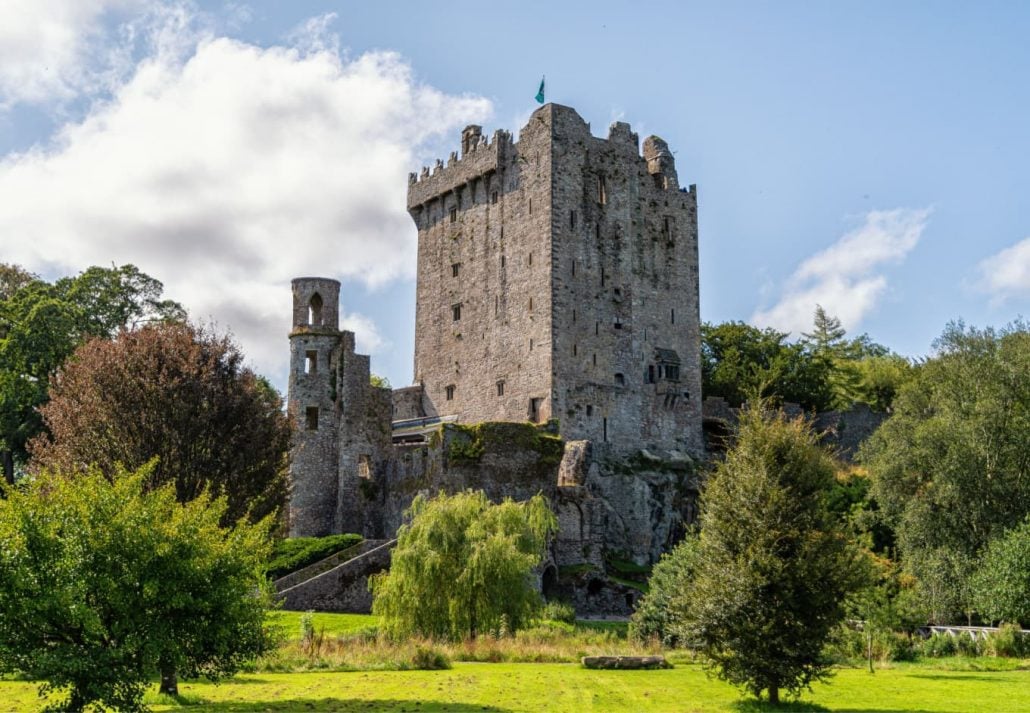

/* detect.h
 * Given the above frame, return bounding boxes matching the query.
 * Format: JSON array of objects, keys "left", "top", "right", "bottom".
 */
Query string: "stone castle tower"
[
  {"left": 407, "top": 103, "right": 702, "bottom": 454},
  {"left": 287, "top": 103, "right": 703, "bottom": 542},
  {"left": 287, "top": 278, "right": 392, "bottom": 537}
]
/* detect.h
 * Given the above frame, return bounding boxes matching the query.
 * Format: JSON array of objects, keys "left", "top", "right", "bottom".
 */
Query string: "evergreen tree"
[{"left": 680, "top": 404, "right": 867, "bottom": 704}]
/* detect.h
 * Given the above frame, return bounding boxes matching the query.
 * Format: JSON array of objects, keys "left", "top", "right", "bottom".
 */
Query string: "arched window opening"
[{"left": 308, "top": 293, "right": 324, "bottom": 326}]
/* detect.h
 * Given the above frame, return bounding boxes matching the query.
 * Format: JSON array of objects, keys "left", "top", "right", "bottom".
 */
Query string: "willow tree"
[
  {"left": 371, "top": 490, "right": 557, "bottom": 641},
  {"left": 680, "top": 404, "right": 867, "bottom": 705}
]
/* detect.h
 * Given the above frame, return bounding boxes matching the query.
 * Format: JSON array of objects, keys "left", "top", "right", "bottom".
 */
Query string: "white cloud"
[
  {"left": 0, "top": 0, "right": 148, "bottom": 106},
  {"left": 975, "top": 237, "right": 1030, "bottom": 304},
  {"left": 752, "top": 208, "right": 931, "bottom": 335},
  {"left": 0, "top": 10, "right": 491, "bottom": 383}
]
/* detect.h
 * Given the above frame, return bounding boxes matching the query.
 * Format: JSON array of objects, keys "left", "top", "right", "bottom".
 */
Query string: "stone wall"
[
  {"left": 407, "top": 104, "right": 703, "bottom": 456},
  {"left": 278, "top": 539, "right": 396, "bottom": 613}
]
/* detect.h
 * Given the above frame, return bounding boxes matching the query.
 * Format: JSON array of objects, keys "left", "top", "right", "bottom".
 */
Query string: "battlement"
[{"left": 407, "top": 128, "right": 513, "bottom": 211}]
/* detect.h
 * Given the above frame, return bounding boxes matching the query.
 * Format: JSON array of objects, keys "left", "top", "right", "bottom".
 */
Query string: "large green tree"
[
  {"left": 701, "top": 321, "right": 834, "bottom": 411},
  {"left": 0, "top": 264, "right": 184, "bottom": 484},
  {"left": 371, "top": 490, "right": 557, "bottom": 641},
  {"left": 971, "top": 518, "right": 1030, "bottom": 627},
  {"left": 677, "top": 405, "right": 867, "bottom": 704},
  {"left": 861, "top": 321, "right": 1030, "bottom": 621},
  {"left": 30, "top": 322, "right": 290, "bottom": 524},
  {"left": 0, "top": 465, "right": 274, "bottom": 712}
]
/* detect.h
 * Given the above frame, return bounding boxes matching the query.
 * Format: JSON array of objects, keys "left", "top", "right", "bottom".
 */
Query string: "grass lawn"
[
  {"left": 1, "top": 660, "right": 1028, "bottom": 712},
  {"left": 266, "top": 611, "right": 376, "bottom": 640}
]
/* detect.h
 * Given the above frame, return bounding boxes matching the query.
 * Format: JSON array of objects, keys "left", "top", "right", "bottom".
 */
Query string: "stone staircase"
[{"left": 275, "top": 538, "right": 397, "bottom": 613}]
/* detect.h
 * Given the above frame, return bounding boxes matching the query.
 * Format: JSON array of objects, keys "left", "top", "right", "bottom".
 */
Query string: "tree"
[
  {"left": 0, "top": 465, "right": 274, "bottom": 712},
  {"left": 678, "top": 404, "right": 867, "bottom": 704},
  {"left": 701, "top": 321, "right": 834, "bottom": 410},
  {"left": 371, "top": 490, "right": 557, "bottom": 641},
  {"left": 861, "top": 321, "right": 1030, "bottom": 618},
  {"left": 30, "top": 322, "right": 290, "bottom": 524},
  {"left": 629, "top": 534, "right": 699, "bottom": 647},
  {"left": 972, "top": 519, "right": 1030, "bottom": 626},
  {"left": 0, "top": 264, "right": 183, "bottom": 484}
]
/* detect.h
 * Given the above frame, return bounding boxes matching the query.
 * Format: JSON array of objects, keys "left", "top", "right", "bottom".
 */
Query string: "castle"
[{"left": 286, "top": 105, "right": 704, "bottom": 610}]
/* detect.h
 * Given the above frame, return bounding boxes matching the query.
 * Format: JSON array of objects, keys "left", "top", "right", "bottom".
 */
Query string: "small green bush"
[
  {"left": 540, "top": 601, "right": 576, "bottom": 625},
  {"left": 985, "top": 623, "right": 1028, "bottom": 658},
  {"left": 410, "top": 646, "right": 451, "bottom": 670},
  {"left": 267, "top": 534, "right": 363, "bottom": 580},
  {"left": 920, "top": 632, "right": 958, "bottom": 658}
]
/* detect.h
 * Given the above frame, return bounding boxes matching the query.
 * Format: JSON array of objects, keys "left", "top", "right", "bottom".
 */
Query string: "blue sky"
[{"left": 1, "top": 1, "right": 1027, "bottom": 393}]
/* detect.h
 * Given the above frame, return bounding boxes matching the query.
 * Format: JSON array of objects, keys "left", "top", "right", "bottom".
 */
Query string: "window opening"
[
  {"left": 497, "top": 381, "right": 505, "bottom": 396},
  {"left": 452, "top": 263, "right": 460, "bottom": 277},
  {"left": 305, "top": 407, "right": 319, "bottom": 431},
  {"left": 598, "top": 175, "right": 607, "bottom": 205},
  {"left": 445, "top": 385, "right": 455, "bottom": 401},
  {"left": 450, "top": 207, "right": 457, "bottom": 223},
  {"left": 305, "top": 350, "right": 317, "bottom": 375},
  {"left": 603, "top": 417, "right": 608, "bottom": 442},
  {"left": 615, "top": 373, "right": 625, "bottom": 386},
  {"left": 671, "top": 308, "right": 675, "bottom": 324},
  {"left": 648, "top": 365, "right": 655, "bottom": 383},
  {"left": 529, "top": 397, "right": 543, "bottom": 423},
  {"left": 452, "top": 304, "right": 462, "bottom": 321},
  {"left": 586, "top": 405, "right": 593, "bottom": 417},
  {"left": 491, "top": 191, "right": 498, "bottom": 204},
  {"left": 308, "top": 293, "right": 323, "bottom": 326},
  {"left": 358, "top": 454, "right": 372, "bottom": 479},
  {"left": 570, "top": 210, "right": 577, "bottom": 229}
]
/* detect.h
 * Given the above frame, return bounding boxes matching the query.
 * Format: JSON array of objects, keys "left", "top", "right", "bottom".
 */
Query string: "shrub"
[
  {"left": 411, "top": 646, "right": 451, "bottom": 670},
  {"left": 267, "top": 534, "right": 363, "bottom": 579},
  {"left": 985, "top": 623, "right": 1029, "bottom": 658},
  {"left": 920, "top": 632, "right": 958, "bottom": 658},
  {"left": 540, "top": 601, "right": 576, "bottom": 625}
]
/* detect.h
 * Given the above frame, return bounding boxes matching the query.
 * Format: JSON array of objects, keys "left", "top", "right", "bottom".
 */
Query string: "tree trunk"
[
  {"left": 768, "top": 686, "right": 779, "bottom": 705},
  {"left": 2, "top": 450, "right": 13, "bottom": 487},
  {"left": 66, "top": 688, "right": 88, "bottom": 712},
  {"left": 868, "top": 630, "right": 874, "bottom": 673},
  {"left": 159, "top": 658, "right": 178, "bottom": 697}
]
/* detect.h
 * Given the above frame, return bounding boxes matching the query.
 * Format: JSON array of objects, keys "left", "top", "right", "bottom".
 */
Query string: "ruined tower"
[
  {"left": 287, "top": 278, "right": 393, "bottom": 537},
  {"left": 407, "top": 104, "right": 702, "bottom": 454}
]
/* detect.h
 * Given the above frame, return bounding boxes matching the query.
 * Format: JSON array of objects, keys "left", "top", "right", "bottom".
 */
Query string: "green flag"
[{"left": 535, "top": 76, "right": 545, "bottom": 104}]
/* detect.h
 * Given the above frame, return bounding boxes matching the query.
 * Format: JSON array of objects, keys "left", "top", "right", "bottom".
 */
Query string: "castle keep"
[
  {"left": 406, "top": 104, "right": 702, "bottom": 454},
  {"left": 286, "top": 105, "right": 705, "bottom": 610}
]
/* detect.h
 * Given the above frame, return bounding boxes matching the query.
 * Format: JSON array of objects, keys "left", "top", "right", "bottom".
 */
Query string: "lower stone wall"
[{"left": 278, "top": 539, "right": 395, "bottom": 613}]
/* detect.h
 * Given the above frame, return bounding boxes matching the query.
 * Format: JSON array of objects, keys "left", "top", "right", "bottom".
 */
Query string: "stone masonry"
[
  {"left": 407, "top": 104, "right": 702, "bottom": 455},
  {"left": 286, "top": 105, "right": 709, "bottom": 613}
]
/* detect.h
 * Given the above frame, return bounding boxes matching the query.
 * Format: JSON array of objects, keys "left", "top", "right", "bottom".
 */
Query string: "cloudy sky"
[{"left": 1, "top": 1, "right": 1028, "bottom": 393}]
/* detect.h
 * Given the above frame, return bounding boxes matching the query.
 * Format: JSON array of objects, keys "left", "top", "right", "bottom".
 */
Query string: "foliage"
[
  {"left": 369, "top": 373, "right": 391, "bottom": 389},
  {"left": 677, "top": 404, "right": 868, "bottom": 704},
  {"left": 972, "top": 518, "right": 1030, "bottom": 626},
  {"left": 445, "top": 422, "right": 564, "bottom": 467},
  {"left": 539, "top": 600, "right": 576, "bottom": 624},
  {"left": 861, "top": 321, "right": 1030, "bottom": 620},
  {"left": 0, "top": 465, "right": 274, "bottom": 712},
  {"left": 267, "top": 534, "right": 364, "bottom": 580},
  {"left": 371, "top": 490, "right": 557, "bottom": 641},
  {"left": 629, "top": 534, "right": 700, "bottom": 647},
  {"left": 700, "top": 320, "right": 834, "bottom": 411},
  {"left": 30, "top": 321, "right": 290, "bottom": 524},
  {"left": 0, "top": 264, "right": 183, "bottom": 481}
]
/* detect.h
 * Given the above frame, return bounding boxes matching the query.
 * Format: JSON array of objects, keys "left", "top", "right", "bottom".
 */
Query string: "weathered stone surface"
[
  {"left": 278, "top": 539, "right": 395, "bottom": 613},
  {"left": 408, "top": 104, "right": 702, "bottom": 456},
  {"left": 581, "top": 655, "right": 670, "bottom": 670}
]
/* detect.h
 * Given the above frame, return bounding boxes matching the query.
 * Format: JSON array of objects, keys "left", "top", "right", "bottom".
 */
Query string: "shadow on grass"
[
  {"left": 158, "top": 699, "right": 510, "bottom": 712},
  {"left": 733, "top": 705, "right": 946, "bottom": 713},
  {"left": 732, "top": 700, "right": 829, "bottom": 712},
  {"left": 908, "top": 672, "right": 1008, "bottom": 682}
]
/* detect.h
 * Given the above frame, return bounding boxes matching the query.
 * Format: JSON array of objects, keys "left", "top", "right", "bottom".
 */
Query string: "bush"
[
  {"left": 985, "top": 623, "right": 1029, "bottom": 658},
  {"left": 267, "top": 534, "right": 363, "bottom": 579},
  {"left": 540, "top": 601, "right": 576, "bottom": 625},
  {"left": 411, "top": 646, "right": 451, "bottom": 670},
  {"left": 920, "top": 632, "right": 958, "bottom": 658}
]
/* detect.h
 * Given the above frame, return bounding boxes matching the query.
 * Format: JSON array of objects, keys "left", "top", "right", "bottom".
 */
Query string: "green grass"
[
  {"left": 2, "top": 660, "right": 1028, "bottom": 712},
  {"left": 266, "top": 611, "right": 376, "bottom": 640}
]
